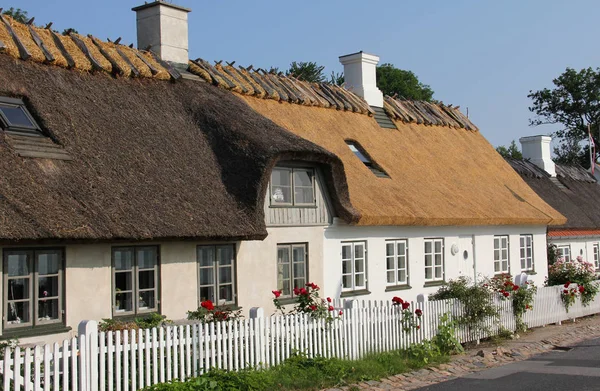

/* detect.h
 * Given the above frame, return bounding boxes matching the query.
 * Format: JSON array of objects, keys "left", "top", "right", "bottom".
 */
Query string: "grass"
[{"left": 143, "top": 349, "right": 450, "bottom": 391}]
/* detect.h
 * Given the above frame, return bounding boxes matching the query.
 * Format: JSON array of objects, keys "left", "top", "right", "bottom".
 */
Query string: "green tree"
[
  {"left": 528, "top": 67, "right": 600, "bottom": 166},
  {"left": 329, "top": 71, "right": 344, "bottom": 86},
  {"left": 286, "top": 61, "right": 325, "bottom": 83},
  {"left": 2, "top": 7, "right": 28, "bottom": 23},
  {"left": 376, "top": 63, "right": 434, "bottom": 101},
  {"left": 496, "top": 140, "right": 523, "bottom": 159}
]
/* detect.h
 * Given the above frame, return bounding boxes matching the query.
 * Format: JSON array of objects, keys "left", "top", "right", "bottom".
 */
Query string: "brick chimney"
[
  {"left": 132, "top": 1, "right": 191, "bottom": 66},
  {"left": 339, "top": 51, "right": 384, "bottom": 108}
]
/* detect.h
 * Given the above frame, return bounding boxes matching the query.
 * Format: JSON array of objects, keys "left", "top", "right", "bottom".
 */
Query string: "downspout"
[{"left": 472, "top": 234, "right": 477, "bottom": 282}]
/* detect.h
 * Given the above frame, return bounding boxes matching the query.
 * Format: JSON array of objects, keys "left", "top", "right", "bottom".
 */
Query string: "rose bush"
[
  {"left": 488, "top": 273, "right": 536, "bottom": 332},
  {"left": 547, "top": 256, "right": 598, "bottom": 310},
  {"left": 187, "top": 300, "right": 243, "bottom": 323},
  {"left": 391, "top": 296, "right": 422, "bottom": 333},
  {"left": 272, "top": 283, "right": 341, "bottom": 322}
]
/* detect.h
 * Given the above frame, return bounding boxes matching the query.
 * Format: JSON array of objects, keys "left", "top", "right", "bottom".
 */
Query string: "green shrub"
[
  {"left": 98, "top": 314, "right": 171, "bottom": 333},
  {"left": 432, "top": 313, "right": 463, "bottom": 355}
]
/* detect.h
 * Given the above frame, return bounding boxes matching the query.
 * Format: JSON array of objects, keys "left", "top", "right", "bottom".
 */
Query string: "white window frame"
[
  {"left": 3, "top": 248, "right": 64, "bottom": 330},
  {"left": 341, "top": 241, "right": 367, "bottom": 291},
  {"left": 519, "top": 235, "right": 534, "bottom": 271},
  {"left": 197, "top": 244, "right": 237, "bottom": 307},
  {"left": 424, "top": 238, "right": 444, "bottom": 282},
  {"left": 277, "top": 243, "right": 308, "bottom": 298},
  {"left": 270, "top": 167, "right": 316, "bottom": 207},
  {"left": 594, "top": 243, "right": 599, "bottom": 270},
  {"left": 494, "top": 235, "right": 510, "bottom": 274},
  {"left": 557, "top": 245, "right": 571, "bottom": 261},
  {"left": 112, "top": 246, "right": 160, "bottom": 317},
  {"left": 386, "top": 239, "right": 409, "bottom": 286}
]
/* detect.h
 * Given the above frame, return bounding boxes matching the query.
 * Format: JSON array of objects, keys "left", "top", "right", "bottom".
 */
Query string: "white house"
[{"left": 0, "top": 1, "right": 565, "bottom": 345}]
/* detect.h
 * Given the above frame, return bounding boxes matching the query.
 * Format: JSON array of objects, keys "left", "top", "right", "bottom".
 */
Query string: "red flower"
[
  {"left": 525, "top": 305, "right": 530, "bottom": 310},
  {"left": 579, "top": 285, "right": 585, "bottom": 293},
  {"left": 328, "top": 306, "right": 334, "bottom": 311},
  {"left": 415, "top": 309, "right": 423, "bottom": 317},
  {"left": 310, "top": 305, "right": 317, "bottom": 311},
  {"left": 201, "top": 300, "right": 214, "bottom": 311},
  {"left": 300, "top": 288, "right": 308, "bottom": 296},
  {"left": 564, "top": 282, "right": 571, "bottom": 288},
  {"left": 392, "top": 296, "right": 403, "bottom": 304},
  {"left": 339, "top": 310, "right": 343, "bottom": 316},
  {"left": 272, "top": 290, "right": 282, "bottom": 298},
  {"left": 401, "top": 302, "right": 410, "bottom": 310},
  {"left": 293, "top": 287, "right": 300, "bottom": 296},
  {"left": 512, "top": 285, "right": 519, "bottom": 291},
  {"left": 502, "top": 291, "right": 510, "bottom": 298},
  {"left": 305, "top": 282, "right": 320, "bottom": 290},
  {"left": 327, "top": 297, "right": 332, "bottom": 303},
  {"left": 416, "top": 325, "right": 421, "bottom": 330},
  {"left": 563, "top": 289, "right": 569, "bottom": 294}
]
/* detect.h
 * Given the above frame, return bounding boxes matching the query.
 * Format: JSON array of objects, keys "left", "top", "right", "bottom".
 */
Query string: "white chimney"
[
  {"left": 520, "top": 135, "right": 556, "bottom": 177},
  {"left": 339, "top": 51, "right": 384, "bottom": 108},
  {"left": 132, "top": 1, "right": 191, "bottom": 66}
]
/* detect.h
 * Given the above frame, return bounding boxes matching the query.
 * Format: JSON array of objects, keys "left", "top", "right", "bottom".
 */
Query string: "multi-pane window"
[
  {"left": 519, "top": 235, "right": 534, "bottom": 271},
  {"left": 198, "top": 245, "right": 236, "bottom": 306},
  {"left": 386, "top": 240, "right": 408, "bottom": 285},
  {"left": 0, "top": 97, "right": 43, "bottom": 136},
  {"left": 277, "top": 243, "right": 308, "bottom": 297},
  {"left": 493, "top": 236, "right": 509, "bottom": 274},
  {"left": 270, "top": 167, "right": 315, "bottom": 206},
  {"left": 3, "top": 249, "right": 63, "bottom": 329},
  {"left": 341, "top": 242, "right": 367, "bottom": 291},
  {"left": 557, "top": 245, "right": 571, "bottom": 261},
  {"left": 594, "top": 244, "right": 599, "bottom": 270},
  {"left": 113, "top": 246, "right": 159, "bottom": 316},
  {"left": 424, "top": 239, "right": 444, "bottom": 281}
]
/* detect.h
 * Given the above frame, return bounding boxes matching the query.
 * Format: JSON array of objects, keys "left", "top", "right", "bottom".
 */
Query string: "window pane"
[
  {"left": 198, "top": 246, "right": 215, "bottom": 267},
  {"left": 115, "top": 271, "right": 132, "bottom": 291},
  {"left": 139, "top": 270, "right": 155, "bottom": 290},
  {"left": 199, "top": 268, "right": 214, "bottom": 285},
  {"left": 199, "top": 286, "right": 214, "bottom": 302},
  {"left": 7, "top": 253, "right": 29, "bottom": 277},
  {"left": 398, "top": 256, "right": 406, "bottom": 270},
  {"left": 218, "top": 285, "right": 233, "bottom": 303},
  {"left": 293, "top": 170, "right": 313, "bottom": 187},
  {"left": 137, "top": 247, "right": 157, "bottom": 269},
  {"left": 398, "top": 270, "right": 406, "bottom": 283},
  {"left": 0, "top": 104, "right": 35, "bottom": 128},
  {"left": 342, "top": 245, "right": 352, "bottom": 260},
  {"left": 434, "top": 241, "right": 442, "bottom": 253},
  {"left": 278, "top": 246, "right": 290, "bottom": 264},
  {"left": 342, "top": 260, "right": 351, "bottom": 274},
  {"left": 38, "top": 276, "right": 59, "bottom": 298},
  {"left": 278, "top": 262, "right": 290, "bottom": 281},
  {"left": 354, "top": 244, "right": 364, "bottom": 259},
  {"left": 139, "top": 291, "right": 155, "bottom": 310},
  {"left": 425, "top": 268, "right": 432, "bottom": 280},
  {"left": 398, "top": 242, "right": 406, "bottom": 255},
  {"left": 355, "top": 273, "right": 365, "bottom": 288},
  {"left": 293, "top": 262, "right": 305, "bottom": 278},
  {"left": 7, "top": 301, "right": 30, "bottom": 324},
  {"left": 424, "top": 254, "right": 432, "bottom": 267},
  {"left": 217, "top": 246, "right": 234, "bottom": 266},
  {"left": 342, "top": 275, "right": 352, "bottom": 289},
  {"left": 386, "top": 257, "right": 395, "bottom": 270},
  {"left": 38, "top": 299, "right": 59, "bottom": 321},
  {"left": 494, "top": 249, "right": 500, "bottom": 261},
  {"left": 219, "top": 266, "right": 232, "bottom": 284},
  {"left": 292, "top": 246, "right": 305, "bottom": 263},
  {"left": 347, "top": 143, "right": 371, "bottom": 163},
  {"left": 386, "top": 243, "right": 394, "bottom": 257},
  {"left": 435, "top": 267, "right": 442, "bottom": 279},
  {"left": 272, "top": 168, "right": 291, "bottom": 186},
  {"left": 278, "top": 278, "right": 290, "bottom": 296},
  {"left": 387, "top": 271, "right": 395, "bottom": 284},
  {"left": 355, "top": 258, "right": 364, "bottom": 273},
  {"left": 271, "top": 186, "right": 291, "bottom": 204},
  {"left": 38, "top": 252, "right": 59, "bottom": 275},
  {"left": 293, "top": 278, "right": 305, "bottom": 290},
  {"left": 424, "top": 241, "right": 432, "bottom": 254},
  {"left": 115, "top": 292, "right": 133, "bottom": 312},
  {"left": 114, "top": 249, "right": 133, "bottom": 270},
  {"left": 435, "top": 254, "right": 442, "bottom": 266},
  {"left": 8, "top": 278, "right": 29, "bottom": 300},
  {"left": 294, "top": 187, "right": 314, "bottom": 204}
]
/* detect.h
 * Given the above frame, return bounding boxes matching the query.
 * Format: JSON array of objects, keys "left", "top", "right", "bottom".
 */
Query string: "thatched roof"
[
  {"left": 506, "top": 158, "right": 600, "bottom": 231},
  {"left": 0, "top": 54, "right": 358, "bottom": 242},
  {"left": 240, "top": 98, "right": 565, "bottom": 226}
]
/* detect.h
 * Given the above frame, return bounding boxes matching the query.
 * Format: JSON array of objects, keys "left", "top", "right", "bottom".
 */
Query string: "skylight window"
[
  {"left": 0, "top": 97, "right": 42, "bottom": 136},
  {"left": 346, "top": 141, "right": 390, "bottom": 178}
]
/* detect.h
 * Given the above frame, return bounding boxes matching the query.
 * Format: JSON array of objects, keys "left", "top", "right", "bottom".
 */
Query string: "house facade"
[
  {"left": 0, "top": 1, "right": 565, "bottom": 345},
  {"left": 508, "top": 136, "right": 600, "bottom": 269}
]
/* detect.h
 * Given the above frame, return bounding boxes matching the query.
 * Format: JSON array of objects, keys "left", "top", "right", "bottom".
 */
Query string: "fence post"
[
  {"left": 344, "top": 300, "right": 358, "bottom": 360},
  {"left": 249, "top": 308, "right": 264, "bottom": 367},
  {"left": 78, "top": 320, "right": 98, "bottom": 391}
]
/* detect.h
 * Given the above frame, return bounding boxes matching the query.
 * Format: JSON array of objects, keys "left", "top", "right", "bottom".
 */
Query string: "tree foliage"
[
  {"left": 528, "top": 67, "right": 600, "bottom": 166},
  {"left": 376, "top": 63, "right": 434, "bottom": 101},
  {"left": 496, "top": 140, "right": 523, "bottom": 159},
  {"left": 2, "top": 7, "right": 28, "bottom": 23},
  {"left": 286, "top": 61, "right": 326, "bottom": 83}
]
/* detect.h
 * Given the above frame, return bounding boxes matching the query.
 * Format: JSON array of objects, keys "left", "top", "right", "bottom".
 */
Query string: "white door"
[{"left": 458, "top": 236, "right": 475, "bottom": 280}]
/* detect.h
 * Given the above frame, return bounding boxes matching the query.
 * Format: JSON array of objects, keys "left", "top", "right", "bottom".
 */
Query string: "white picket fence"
[{"left": 2, "top": 283, "right": 600, "bottom": 391}]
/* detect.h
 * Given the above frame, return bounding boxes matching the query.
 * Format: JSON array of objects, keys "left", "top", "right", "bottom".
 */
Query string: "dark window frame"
[
  {"left": 111, "top": 246, "right": 160, "bottom": 318},
  {"left": 0, "top": 96, "right": 43, "bottom": 137},
  {"left": 270, "top": 167, "right": 317, "bottom": 207},
  {"left": 276, "top": 242, "right": 309, "bottom": 298},
  {"left": 345, "top": 140, "right": 390, "bottom": 178},
  {"left": 3, "top": 247, "right": 65, "bottom": 331},
  {"left": 197, "top": 244, "right": 238, "bottom": 307}
]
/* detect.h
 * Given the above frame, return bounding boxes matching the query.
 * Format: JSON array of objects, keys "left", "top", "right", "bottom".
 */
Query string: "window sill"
[
  {"left": 1, "top": 324, "right": 72, "bottom": 340},
  {"left": 523, "top": 270, "right": 537, "bottom": 275},
  {"left": 112, "top": 312, "right": 161, "bottom": 323},
  {"left": 269, "top": 205, "right": 318, "bottom": 209},
  {"left": 340, "top": 289, "right": 371, "bottom": 298},
  {"left": 423, "top": 281, "right": 445, "bottom": 288},
  {"left": 385, "top": 285, "right": 412, "bottom": 292},
  {"left": 274, "top": 298, "right": 298, "bottom": 306}
]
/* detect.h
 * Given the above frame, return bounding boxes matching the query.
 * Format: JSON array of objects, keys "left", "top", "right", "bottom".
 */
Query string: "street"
[{"left": 415, "top": 337, "right": 600, "bottom": 391}]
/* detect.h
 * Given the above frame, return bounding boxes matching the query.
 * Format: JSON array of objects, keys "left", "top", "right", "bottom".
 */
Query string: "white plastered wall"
[
  {"left": 323, "top": 222, "right": 549, "bottom": 303},
  {"left": 549, "top": 236, "right": 600, "bottom": 265}
]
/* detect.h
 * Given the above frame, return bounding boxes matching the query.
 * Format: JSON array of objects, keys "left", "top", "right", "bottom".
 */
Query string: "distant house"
[
  {"left": 507, "top": 136, "right": 600, "bottom": 268},
  {"left": 0, "top": 1, "right": 564, "bottom": 343}
]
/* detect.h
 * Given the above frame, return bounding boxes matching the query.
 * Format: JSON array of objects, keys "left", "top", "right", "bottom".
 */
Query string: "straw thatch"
[
  {"left": 0, "top": 55, "right": 357, "bottom": 242},
  {"left": 0, "top": 15, "right": 172, "bottom": 80},
  {"left": 241, "top": 97, "right": 565, "bottom": 226},
  {"left": 507, "top": 158, "right": 600, "bottom": 230}
]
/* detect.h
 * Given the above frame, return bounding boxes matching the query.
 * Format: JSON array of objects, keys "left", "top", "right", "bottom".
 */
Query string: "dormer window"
[
  {"left": 346, "top": 141, "right": 390, "bottom": 178},
  {"left": 270, "top": 167, "right": 316, "bottom": 206},
  {"left": 0, "top": 97, "right": 42, "bottom": 136}
]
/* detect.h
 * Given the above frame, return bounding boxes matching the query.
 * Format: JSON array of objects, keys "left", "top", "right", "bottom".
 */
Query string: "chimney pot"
[
  {"left": 519, "top": 135, "right": 556, "bottom": 177},
  {"left": 339, "top": 51, "right": 384, "bottom": 108},
  {"left": 132, "top": 1, "right": 191, "bottom": 65}
]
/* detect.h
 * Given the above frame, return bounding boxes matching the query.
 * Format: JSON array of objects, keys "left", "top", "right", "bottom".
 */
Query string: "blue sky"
[{"left": 11, "top": 0, "right": 600, "bottom": 148}]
